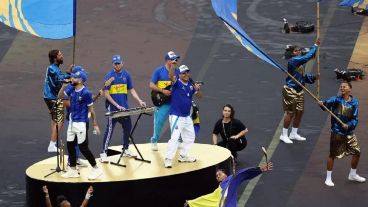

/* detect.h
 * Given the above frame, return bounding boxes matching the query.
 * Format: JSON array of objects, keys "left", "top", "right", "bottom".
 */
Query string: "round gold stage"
[{"left": 26, "top": 143, "right": 232, "bottom": 207}]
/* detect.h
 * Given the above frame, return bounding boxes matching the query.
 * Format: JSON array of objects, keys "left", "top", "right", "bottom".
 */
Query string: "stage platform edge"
[{"left": 26, "top": 143, "right": 232, "bottom": 207}]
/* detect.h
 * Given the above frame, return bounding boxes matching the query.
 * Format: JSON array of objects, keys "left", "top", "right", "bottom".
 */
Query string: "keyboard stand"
[{"left": 110, "top": 113, "right": 151, "bottom": 167}]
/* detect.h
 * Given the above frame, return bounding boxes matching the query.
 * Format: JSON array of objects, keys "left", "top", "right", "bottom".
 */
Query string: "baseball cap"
[
  {"left": 112, "top": 55, "right": 123, "bottom": 64},
  {"left": 179, "top": 65, "right": 190, "bottom": 74},
  {"left": 71, "top": 68, "right": 88, "bottom": 82},
  {"left": 164, "top": 51, "right": 180, "bottom": 61},
  {"left": 71, "top": 65, "right": 84, "bottom": 74}
]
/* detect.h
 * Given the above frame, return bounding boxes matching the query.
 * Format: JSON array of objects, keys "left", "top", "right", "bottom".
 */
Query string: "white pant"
[
  {"left": 166, "top": 115, "right": 195, "bottom": 159},
  {"left": 67, "top": 122, "right": 87, "bottom": 144}
]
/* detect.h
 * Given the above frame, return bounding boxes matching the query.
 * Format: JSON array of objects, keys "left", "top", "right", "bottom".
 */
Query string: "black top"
[{"left": 213, "top": 118, "right": 246, "bottom": 141}]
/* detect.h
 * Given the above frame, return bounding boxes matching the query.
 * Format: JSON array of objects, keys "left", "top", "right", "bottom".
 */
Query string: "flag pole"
[
  {"left": 316, "top": 0, "right": 321, "bottom": 99},
  {"left": 285, "top": 70, "right": 344, "bottom": 125},
  {"left": 72, "top": 36, "right": 76, "bottom": 65},
  {"left": 218, "top": 17, "right": 344, "bottom": 125},
  {"left": 72, "top": 0, "right": 77, "bottom": 65}
]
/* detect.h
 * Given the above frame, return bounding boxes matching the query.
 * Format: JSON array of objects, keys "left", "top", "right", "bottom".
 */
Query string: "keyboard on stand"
[{"left": 105, "top": 107, "right": 155, "bottom": 118}]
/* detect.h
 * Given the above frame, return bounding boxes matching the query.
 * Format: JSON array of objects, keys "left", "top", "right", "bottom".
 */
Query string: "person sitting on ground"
[
  {"left": 184, "top": 162, "right": 273, "bottom": 207},
  {"left": 212, "top": 104, "right": 248, "bottom": 160},
  {"left": 42, "top": 185, "right": 93, "bottom": 207}
]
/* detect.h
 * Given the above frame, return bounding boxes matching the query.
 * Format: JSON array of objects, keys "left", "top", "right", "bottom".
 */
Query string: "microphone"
[{"left": 63, "top": 79, "right": 71, "bottom": 83}]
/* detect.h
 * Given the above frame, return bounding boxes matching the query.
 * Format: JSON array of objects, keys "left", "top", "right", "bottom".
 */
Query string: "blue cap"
[
  {"left": 164, "top": 51, "right": 180, "bottom": 61},
  {"left": 112, "top": 55, "right": 123, "bottom": 64},
  {"left": 71, "top": 65, "right": 84, "bottom": 74},
  {"left": 71, "top": 68, "right": 88, "bottom": 82}
]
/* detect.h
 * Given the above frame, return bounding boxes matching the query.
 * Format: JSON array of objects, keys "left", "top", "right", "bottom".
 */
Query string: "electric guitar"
[{"left": 151, "top": 85, "right": 172, "bottom": 107}]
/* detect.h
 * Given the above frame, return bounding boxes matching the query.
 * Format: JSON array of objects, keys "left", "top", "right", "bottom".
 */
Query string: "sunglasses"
[
  {"left": 180, "top": 71, "right": 190, "bottom": 74},
  {"left": 171, "top": 59, "right": 178, "bottom": 62},
  {"left": 114, "top": 62, "right": 121, "bottom": 65}
]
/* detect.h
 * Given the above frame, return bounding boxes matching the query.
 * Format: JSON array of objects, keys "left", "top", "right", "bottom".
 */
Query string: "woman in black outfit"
[{"left": 212, "top": 104, "right": 248, "bottom": 159}]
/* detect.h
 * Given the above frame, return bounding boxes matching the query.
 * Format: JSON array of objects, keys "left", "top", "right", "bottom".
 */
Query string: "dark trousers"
[
  {"left": 217, "top": 138, "right": 247, "bottom": 158},
  {"left": 102, "top": 116, "right": 132, "bottom": 152}
]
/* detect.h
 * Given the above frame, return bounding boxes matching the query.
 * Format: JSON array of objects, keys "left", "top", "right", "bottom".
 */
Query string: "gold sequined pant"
[
  {"left": 330, "top": 133, "right": 360, "bottom": 159},
  {"left": 44, "top": 99, "right": 64, "bottom": 123},
  {"left": 282, "top": 85, "right": 304, "bottom": 112}
]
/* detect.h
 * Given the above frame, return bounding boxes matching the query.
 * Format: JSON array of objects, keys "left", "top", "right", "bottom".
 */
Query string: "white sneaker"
[
  {"left": 178, "top": 155, "right": 196, "bottom": 163},
  {"left": 88, "top": 167, "right": 103, "bottom": 180},
  {"left": 325, "top": 179, "right": 335, "bottom": 187},
  {"left": 348, "top": 174, "right": 366, "bottom": 182},
  {"left": 47, "top": 143, "right": 57, "bottom": 152},
  {"left": 151, "top": 143, "right": 158, "bottom": 151},
  {"left": 123, "top": 149, "right": 137, "bottom": 157},
  {"left": 280, "top": 134, "right": 293, "bottom": 144},
  {"left": 77, "top": 158, "right": 89, "bottom": 167},
  {"left": 61, "top": 168, "right": 80, "bottom": 178},
  {"left": 99, "top": 152, "right": 109, "bottom": 163},
  {"left": 289, "top": 133, "right": 306, "bottom": 141},
  {"left": 164, "top": 158, "right": 172, "bottom": 168}
]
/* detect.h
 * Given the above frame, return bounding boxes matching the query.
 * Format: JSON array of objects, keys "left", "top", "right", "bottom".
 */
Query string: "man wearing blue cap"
[
  {"left": 164, "top": 65, "right": 202, "bottom": 168},
  {"left": 63, "top": 66, "right": 105, "bottom": 167},
  {"left": 149, "top": 51, "right": 180, "bottom": 151},
  {"left": 58, "top": 67, "right": 103, "bottom": 180},
  {"left": 43, "top": 49, "right": 72, "bottom": 152},
  {"left": 100, "top": 55, "right": 146, "bottom": 162}
]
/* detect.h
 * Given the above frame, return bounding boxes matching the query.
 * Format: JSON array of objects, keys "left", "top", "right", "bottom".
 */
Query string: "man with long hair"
[{"left": 43, "top": 49, "right": 72, "bottom": 152}]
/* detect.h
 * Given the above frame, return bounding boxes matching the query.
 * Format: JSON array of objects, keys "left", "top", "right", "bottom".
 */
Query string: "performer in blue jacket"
[
  {"left": 319, "top": 81, "right": 365, "bottom": 186},
  {"left": 43, "top": 49, "right": 72, "bottom": 152},
  {"left": 185, "top": 162, "right": 272, "bottom": 207},
  {"left": 280, "top": 39, "right": 320, "bottom": 144}
]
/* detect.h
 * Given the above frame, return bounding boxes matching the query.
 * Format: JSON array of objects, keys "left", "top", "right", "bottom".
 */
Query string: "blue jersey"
[
  {"left": 150, "top": 65, "right": 179, "bottom": 88},
  {"left": 64, "top": 86, "right": 93, "bottom": 123},
  {"left": 104, "top": 69, "right": 133, "bottom": 111},
  {"left": 43, "top": 63, "right": 70, "bottom": 100},
  {"left": 285, "top": 45, "right": 317, "bottom": 92},
  {"left": 64, "top": 84, "right": 73, "bottom": 121},
  {"left": 170, "top": 79, "right": 196, "bottom": 117},
  {"left": 323, "top": 95, "right": 358, "bottom": 136}
]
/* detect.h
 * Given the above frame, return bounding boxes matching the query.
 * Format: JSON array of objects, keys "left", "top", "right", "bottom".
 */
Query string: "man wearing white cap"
[
  {"left": 149, "top": 51, "right": 180, "bottom": 151},
  {"left": 164, "top": 65, "right": 202, "bottom": 168}
]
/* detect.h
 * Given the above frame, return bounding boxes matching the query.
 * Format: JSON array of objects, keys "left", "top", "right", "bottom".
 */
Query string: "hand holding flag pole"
[{"left": 211, "top": 0, "right": 345, "bottom": 126}]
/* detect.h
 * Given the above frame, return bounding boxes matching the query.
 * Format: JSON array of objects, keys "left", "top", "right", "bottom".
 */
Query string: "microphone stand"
[{"left": 45, "top": 99, "right": 65, "bottom": 177}]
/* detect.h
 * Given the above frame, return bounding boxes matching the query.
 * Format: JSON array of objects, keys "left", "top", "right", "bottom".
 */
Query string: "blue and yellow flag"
[
  {"left": 340, "top": 0, "right": 368, "bottom": 9},
  {"left": 211, "top": 0, "right": 286, "bottom": 73},
  {"left": 0, "top": 0, "right": 75, "bottom": 39}
]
